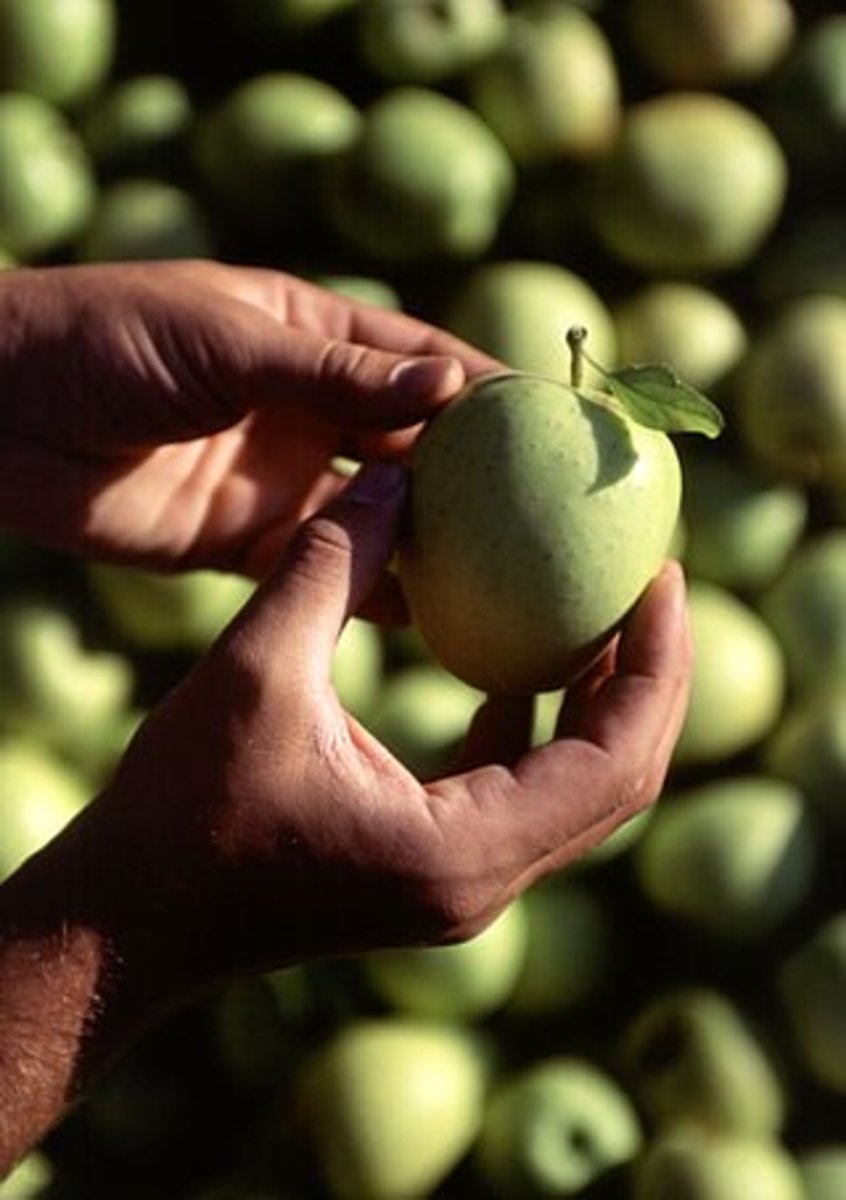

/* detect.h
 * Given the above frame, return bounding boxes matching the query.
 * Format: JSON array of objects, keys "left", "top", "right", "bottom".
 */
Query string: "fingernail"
[
  {"left": 345, "top": 461, "right": 407, "bottom": 504},
  {"left": 389, "top": 356, "right": 464, "bottom": 400}
]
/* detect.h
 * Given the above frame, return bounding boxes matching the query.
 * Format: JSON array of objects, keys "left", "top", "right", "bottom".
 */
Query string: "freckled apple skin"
[{"left": 397, "top": 372, "right": 682, "bottom": 695}]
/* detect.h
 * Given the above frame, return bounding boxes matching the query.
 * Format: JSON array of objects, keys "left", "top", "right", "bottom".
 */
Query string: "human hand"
[{"left": 0, "top": 259, "right": 495, "bottom": 578}]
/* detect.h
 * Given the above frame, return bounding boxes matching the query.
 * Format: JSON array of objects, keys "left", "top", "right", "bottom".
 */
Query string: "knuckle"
[{"left": 288, "top": 515, "right": 352, "bottom": 594}]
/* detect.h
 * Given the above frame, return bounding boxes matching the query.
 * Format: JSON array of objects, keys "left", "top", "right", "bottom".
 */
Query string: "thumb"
[{"left": 223, "top": 462, "right": 407, "bottom": 690}]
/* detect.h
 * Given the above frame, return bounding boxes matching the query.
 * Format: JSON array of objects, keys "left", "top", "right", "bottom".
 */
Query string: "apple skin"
[
  {"left": 621, "top": 987, "right": 786, "bottom": 1137},
  {"left": 398, "top": 371, "right": 681, "bottom": 695},
  {"left": 798, "top": 1145, "right": 846, "bottom": 1200},
  {"left": 74, "top": 178, "right": 217, "bottom": 263},
  {"left": 0, "top": 737, "right": 89, "bottom": 882},
  {"left": 635, "top": 775, "right": 816, "bottom": 941},
  {"left": 634, "top": 1128, "right": 805, "bottom": 1200},
  {"left": 0, "top": 0, "right": 116, "bottom": 108},
  {"left": 358, "top": 0, "right": 507, "bottom": 84},
  {"left": 735, "top": 294, "right": 846, "bottom": 488},
  {"left": 779, "top": 911, "right": 846, "bottom": 1094},
  {"left": 763, "top": 687, "right": 846, "bottom": 827},
  {"left": 295, "top": 1018, "right": 489, "bottom": 1200},
  {"left": 593, "top": 92, "right": 787, "bottom": 275},
  {"left": 474, "top": 1057, "right": 642, "bottom": 1197},
  {"left": 80, "top": 74, "right": 193, "bottom": 179}
]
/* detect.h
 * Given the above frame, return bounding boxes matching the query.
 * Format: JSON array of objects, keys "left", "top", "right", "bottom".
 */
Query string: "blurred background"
[{"left": 1, "top": 0, "right": 846, "bottom": 1196}]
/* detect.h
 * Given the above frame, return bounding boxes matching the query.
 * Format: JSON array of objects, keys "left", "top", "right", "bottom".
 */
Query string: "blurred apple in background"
[
  {"left": 361, "top": 898, "right": 528, "bottom": 1021},
  {"left": 79, "top": 74, "right": 194, "bottom": 179},
  {"left": 474, "top": 1056, "right": 642, "bottom": 1197},
  {"left": 635, "top": 776, "right": 816, "bottom": 941},
  {"left": 0, "top": 1149, "right": 54, "bottom": 1199},
  {"left": 763, "top": 687, "right": 846, "bottom": 828},
  {"left": 634, "top": 1127, "right": 804, "bottom": 1200},
  {"left": 592, "top": 92, "right": 787, "bottom": 275},
  {"left": 316, "top": 273, "right": 402, "bottom": 310},
  {"left": 295, "top": 1018, "right": 489, "bottom": 1199},
  {"left": 679, "top": 448, "right": 807, "bottom": 593},
  {"left": 324, "top": 86, "right": 515, "bottom": 263},
  {"left": 735, "top": 295, "right": 846, "bottom": 488},
  {"left": 88, "top": 565, "right": 255, "bottom": 654},
  {"left": 797, "top": 1144, "right": 846, "bottom": 1200},
  {"left": 0, "top": 92, "right": 96, "bottom": 259},
  {"left": 674, "top": 580, "right": 786, "bottom": 766},
  {"left": 758, "top": 531, "right": 846, "bottom": 695},
  {"left": 0, "top": 0, "right": 116, "bottom": 108},
  {"left": 443, "top": 259, "right": 615, "bottom": 382},
  {"left": 74, "top": 177, "right": 217, "bottom": 262},
  {"left": 0, "top": 736, "right": 89, "bottom": 882},
  {"left": 625, "top": 0, "right": 795, "bottom": 87},
  {"left": 779, "top": 910, "right": 846, "bottom": 1094},
  {"left": 229, "top": 0, "right": 359, "bottom": 35},
  {"left": 621, "top": 987, "right": 787, "bottom": 1137},
  {"left": 331, "top": 616, "right": 383, "bottom": 724},
  {"left": 465, "top": 1, "right": 621, "bottom": 166},
  {"left": 357, "top": 0, "right": 507, "bottom": 84},
  {"left": 366, "top": 662, "right": 481, "bottom": 777},
  {"left": 755, "top": 212, "right": 846, "bottom": 305},
  {"left": 614, "top": 282, "right": 747, "bottom": 395}
]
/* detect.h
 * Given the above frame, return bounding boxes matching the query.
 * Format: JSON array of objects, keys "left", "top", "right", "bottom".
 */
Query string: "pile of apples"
[{"left": 1, "top": 0, "right": 846, "bottom": 1196}]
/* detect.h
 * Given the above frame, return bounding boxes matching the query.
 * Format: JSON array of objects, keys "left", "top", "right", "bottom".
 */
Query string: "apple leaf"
[{"left": 604, "top": 363, "right": 725, "bottom": 438}]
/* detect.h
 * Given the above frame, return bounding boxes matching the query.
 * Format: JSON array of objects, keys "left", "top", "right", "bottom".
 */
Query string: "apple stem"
[{"left": 567, "top": 325, "right": 588, "bottom": 388}]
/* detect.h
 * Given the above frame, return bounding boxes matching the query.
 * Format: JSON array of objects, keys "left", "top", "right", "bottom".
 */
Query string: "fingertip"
[{"left": 618, "top": 558, "right": 691, "bottom": 675}]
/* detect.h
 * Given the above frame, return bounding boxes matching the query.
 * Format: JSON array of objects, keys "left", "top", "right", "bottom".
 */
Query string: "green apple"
[
  {"left": 466, "top": 1, "right": 621, "bottom": 165},
  {"left": 74, "top": 178, "right": 217, "bottom": 262},
  {"left": 357, "top": 0, "right": 507, "bottom": 84},
  {"left": 88, "top": 564, "right": 255, "bottom": 653},
  {"left": 764, "top": 14, "right": 846, "bottom": 175},
  {"left": 361, "top": 898, "right": 528, "bottom": 1021},
  {"left": 230, "top": 0, "right": 359, "bottom": 33},
  {"left": 621, "top": 987, "right": 786, "bottom": 1136},
  {"left": 505, "top": 877, "right": 613, "bottom": 1018},
  {"left": 0, "top": 92, "right": 96, "bottom": 260},
  {"left": 758, "top": 531, "right": 846, "bottom": 693},
  {"left": 626, "top": 0, "right": 795, "bottom": 86},
  {"left": 0, "top": 597, "right": 134, "bottom": 762},
  {"left": 315, "top": 274, "right": 402, "bottom": 310},
  {"left": 398, "top": 369, "right": 681, "bottom": 694},
  {"left": 634, "top": 1129, "right": 804, "bottom": 1200},
  {"left": 763, "top": 687, "right": 846, "bottom": 826},
  {"left": 614, "top": 283, "right": 747, "bottom": 394},
  {"left": 323, "top": 87, "right": 515, "bottom": 263},
  {"left": 779, "top": 910, "right": 846, "bottom": 1093},
  {"left": 0, "top": 1149, "right": 53, "bottom": 1198},
  {"left": 80, "top": 74, "right": 193, "bottom": 178},
  {"left": 474, "top": 1057, "right": 642, "bottom": 1197},
  {"left": 798, "top": 1145, "right": 846, "bottom": 1200},
  {"left": 674, "top": 580, "right": 786, "bottom": 766},
  {"left": 366, "top": 662, "right": 482, "bottom": 777},
  {"left": 635, "top": 775, "right": 816, "bottom": 941},
  {"left": 192, "top": 72, "right": 361, "bottom": 231},
  {"left": 755, "top": 212, "right": 846, "bottom": 305},
  {"left": 295, "top": 1018, "right": 489, "bottom": 1199},
  {"left": 0, "top": 0, "right": 116, "bottom": 107},
  {"left": 735, "top": 294, "right": 846, "bottom": 488},
  {"left": 444, "top": 260, "right": 616, "bottom": 384},
  {"left": 0, "top": 736, "right": 89, "bottom": 881},
  {"left": 331, "top": 617, "right": 383, "bottom": 722},
  {"left": 592, "top": 92, "right": 787, "bottom": 275},
  {"left": 679, "top": 448, "right": 807, "bottom": 592}
]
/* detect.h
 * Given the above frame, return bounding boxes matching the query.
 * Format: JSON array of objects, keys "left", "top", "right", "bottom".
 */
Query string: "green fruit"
[
  {"left": 736, "top": 294, "right": 846, "bottom": 487},
  {"left": 679, "top": 449, "right": 807, "bottom": 592},
  {"left": 88, "top": 564, "right": 255, "bottom": 653},
  {"left": 635, "top": 775, "right": 816, "bottom": 941},
  {"left": 316, "top": 274, "right": 402, "bottom": 310},
  {"left": 763, "top": 687, "right": 846, "bottom": 825},
  {"left": 466, "top": 1, "right": 621, "bottom": 165},
  {"left": 74, "top": 178, "right": 217, "bottom": 262},
  {"left": 331, "top": 617, "right": 383, "bottom": 722},
  {"left": 398, "top": 371, "right": 681, "bottom": 694},
  {"left": 358, "top": 0, "right": 507, "bottom": 84},
  {"left": 475, "top": 1057, "right": 642, "bottom": 1197},
  {"left": 0, "top": 92, "right": 96, "bottom": 260},
  {"left": 621, "top": 988, "right": 786, "bottom": 1136},
  {"left": 759, "top": 531, "right": 846, "bottom": 693},
  {"left": 296, "top": 1018, "right": 489, "bottom": 1200},
  {"left": 755, "top": 213, "right": 846, "bottom": 304},
  {"left": 0, "top": 0, "right": 116, "bottom": 107},
  {"left": 764, "top": 14, "right": 846, "bottom": 174},
  {"left": 635, "top": 1129, "right": 804, "bottom": 1200},
  {"left": 614, "top": 283, "right": 747, "bottom": 393},
  {"left": 231, "top": 0, "right": 358, "bottom": 33},
  {"left": 798, "top": 1145, "right": 846, "bottom": 1200},
  {"left": 361, "top": 899, "right": 528, "bottom": 1021},
  {"left": 324, "top": 87, "right": 515, "bottom": 262},
  {"left": 444, "top": 260, "right": 616, "bottom": 385},
  {"left": 80, "top": 74, "right": 193, "bottom": 177},
  {"left": 674, "top": 580, "right": 786, "bottom": 766},
  {"left": 626, "top": 0, "right": 795, "bottom": 86},
  {"left": 779, "top": 911, "right": 846, "bottom": 1093},
  {"left": 0, "top": 737, "right": 89, "bottom": 882},
  {"left": 0, "top": 1149, "right": 53, "bottom": 1198},
  {"left": 366, "top": 663, "right": 482, "bottom": 777},
  {"left": 593, "top": 92, "right": 787, "bottom": 275},
  {"left": 192, "top": 73, "right": 361, "bottom": 229}
]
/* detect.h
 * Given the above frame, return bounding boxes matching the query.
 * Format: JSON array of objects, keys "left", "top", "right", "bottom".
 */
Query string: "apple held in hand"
[{"left": 398, "top": 337, "right": 720, "bottom": 694}]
